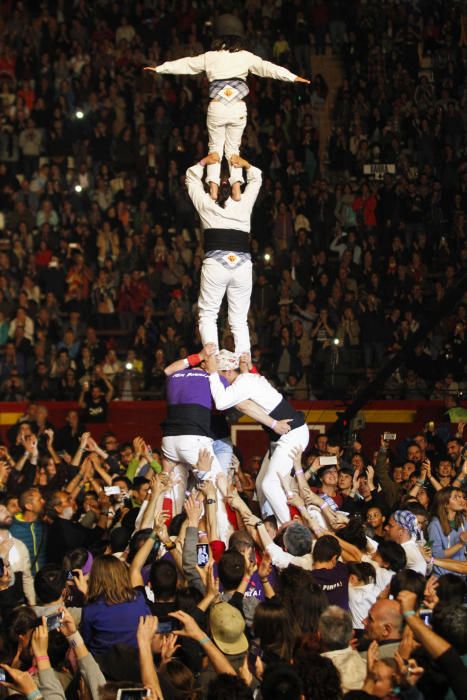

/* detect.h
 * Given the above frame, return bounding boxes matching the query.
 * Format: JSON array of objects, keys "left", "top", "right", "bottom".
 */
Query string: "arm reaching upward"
[
  {"left": 233, "top": 158, "right": 262, "bottom": 212},
  {"left": 185, "top": 154, "right": 220, "bottom": 212}
]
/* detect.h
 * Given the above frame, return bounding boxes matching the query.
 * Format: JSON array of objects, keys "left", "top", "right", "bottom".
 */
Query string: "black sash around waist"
[
  {"left": 162, "top": 403, "right": 212, "bottom": 438},
  {"left": 204, "top": 228, "right": 250, "bottom": 253},
  {"left": 264, "top": 398, "right": 306, "bottom": 442}
]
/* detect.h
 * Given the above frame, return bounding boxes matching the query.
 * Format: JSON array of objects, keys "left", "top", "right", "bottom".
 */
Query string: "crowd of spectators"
[
  {"left": 0, "top": 403, "right": 466, "bottom": 700},
  {"left": 0, "top": 0, "right": 466, "bottom": 406}
]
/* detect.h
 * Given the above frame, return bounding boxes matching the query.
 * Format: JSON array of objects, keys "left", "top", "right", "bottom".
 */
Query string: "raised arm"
[
  {"left": 139, "top": 473, "right": 169, "bottom": 531},
  {"left": 164, "top": 343, "right": 216, "bottom": 377},
  {"left": 137, "top": 617, "right": 164, "bottom": 700},
  {"left": 397, "top": 590, "right": 467, "bottom": 685},
  {"left": 130, "top": 531, "right": 156, "bottom": 588},
  {"left": 229, "top": 155, "right": 262, "bottom": 210},
  {"left": 32, "top": 619, "right": 66, "bottom": 700},
  {"left": 169, "top": 610, "right": 236, "bottom": 676},
  {"left": 44, "top": 429, "right": 61, "bottom": 465},
  {"left": 71, "top": 431, "right": 90, "bottom": 467},
  {"left": 60, "top": 608, "right": 106, "bottom": 700},
  {"left": 185, "top": 152, "right": 220, "bottom": 211},
  {"left": 373, "top": 436, "right": 400, "bottom": 509},
  {"left": 101, "top": 372, "right": 114, "bottom": 403}
]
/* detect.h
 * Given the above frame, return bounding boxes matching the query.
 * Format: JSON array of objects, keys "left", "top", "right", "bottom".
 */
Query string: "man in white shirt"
[
  {"left": 206, "top": 349, "right": 309, "bottom": 524},
  {"left": 186, "top": 153, "right": 261, "bottom": 355},
  {"left": 384, "top": 510, "right": 428, "bottom": 575}
]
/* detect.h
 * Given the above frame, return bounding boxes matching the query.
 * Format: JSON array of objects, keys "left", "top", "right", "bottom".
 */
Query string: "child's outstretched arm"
[
  {"left": 248, "top": 54, "right": 310, "bottom": 84},
  {"left": 144, "top": 53, "right": 207, "bottom": 76}
]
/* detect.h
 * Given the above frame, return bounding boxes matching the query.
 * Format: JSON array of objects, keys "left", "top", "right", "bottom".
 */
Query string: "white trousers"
[
  {"left": 161, "top": 434, "right": 231, "bottom": 543},
  {"left": 255, "top": 423, "right": 310, "bottom": 525},
  {"left": 198, "top": 257, "right": 252, "bottom": 354},
  {"left": 206, "top": 100, "right": 247, "bottom": 185}
]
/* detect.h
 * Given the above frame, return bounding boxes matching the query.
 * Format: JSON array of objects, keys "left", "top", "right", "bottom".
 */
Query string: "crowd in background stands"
[
  {"left": 0, "top": 404, "right": 466, "bottom": 699},
  {"left": 0, "top": 0, "right": 465, "bottom": 403}
]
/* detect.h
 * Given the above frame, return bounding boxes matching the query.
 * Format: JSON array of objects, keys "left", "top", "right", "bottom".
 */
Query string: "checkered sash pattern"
[
  {"left": 209, "top": 78, "right": 249, "bottom": 104},
  {"left": 205, "top": 249, "right": 251, "bottom": 270}
]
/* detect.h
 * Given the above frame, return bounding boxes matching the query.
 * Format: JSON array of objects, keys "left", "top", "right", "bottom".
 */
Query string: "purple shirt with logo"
[
  {"left": 311, "top": 562, "right": 350, "bottom": 610},
  {"left": 166, "top": 369, "right": 229, "bottom": 408}
]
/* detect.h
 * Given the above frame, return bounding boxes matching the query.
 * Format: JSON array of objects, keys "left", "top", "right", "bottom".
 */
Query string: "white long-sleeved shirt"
[
  {"left": 186, "top": 163, "right": 262, "bottom": 232},
  {"left": 209, "top": 371, "right": 281, "bottom": 412},
  {"left": 266, "top": 542, "right": 313, "bottom": 570},
  {"left": 156, "top": 50, "right": 297, "bottom": 83}
]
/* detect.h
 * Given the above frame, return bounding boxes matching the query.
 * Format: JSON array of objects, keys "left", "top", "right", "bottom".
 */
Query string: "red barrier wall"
[{"left": 0, "top": 400, "right": 461, "bottom": 462}]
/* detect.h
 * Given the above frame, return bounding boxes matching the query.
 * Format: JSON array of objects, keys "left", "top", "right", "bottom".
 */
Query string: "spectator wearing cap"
[
  {"left": 384, "top": 510, "right": 427, "bottom": 575},
  {"left": 199, "top": 602, "right": 249, "bottom": 692}
]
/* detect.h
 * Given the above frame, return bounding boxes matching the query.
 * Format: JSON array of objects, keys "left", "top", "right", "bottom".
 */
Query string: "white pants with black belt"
[
  {"left": 206, "top": 100, "right": 247, "bottom": 185},
  {"left": 255, "top": 423, "right": 310, "bottom": 524},
  {"left": 161, "top": 434, "right": 231, "bottom": 543},
  {"left": 198, "top": 256, "right": 252, "bottom": 354}
]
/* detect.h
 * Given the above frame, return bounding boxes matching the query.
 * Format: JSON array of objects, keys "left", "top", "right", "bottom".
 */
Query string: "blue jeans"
[{"left": 213, "top": 437, "right": 233, "bottom": 474}]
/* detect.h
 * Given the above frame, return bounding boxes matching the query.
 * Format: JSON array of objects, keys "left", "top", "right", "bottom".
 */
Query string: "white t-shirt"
[
  {"left": 401, "top": 539, "right": 427, "bottom": 576},
  {"left": 349, "top": 582, "right": 379, "bottom": 629}
]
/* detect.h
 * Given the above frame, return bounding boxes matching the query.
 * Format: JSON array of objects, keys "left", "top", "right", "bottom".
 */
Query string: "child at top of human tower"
[{"left": 144, "top": 14, "right": 310, "bottom": 200}]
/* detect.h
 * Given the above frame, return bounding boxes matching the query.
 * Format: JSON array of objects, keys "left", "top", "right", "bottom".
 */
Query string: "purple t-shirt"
[
  {"left": 164, "top": 369, "right": 230, "bottom": 437},
  {"left": 311, "top": 562, "right": 350, "bottom": 610},
  {"left": 166, "top": 369, "right": 214, "bottom": 409}
]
